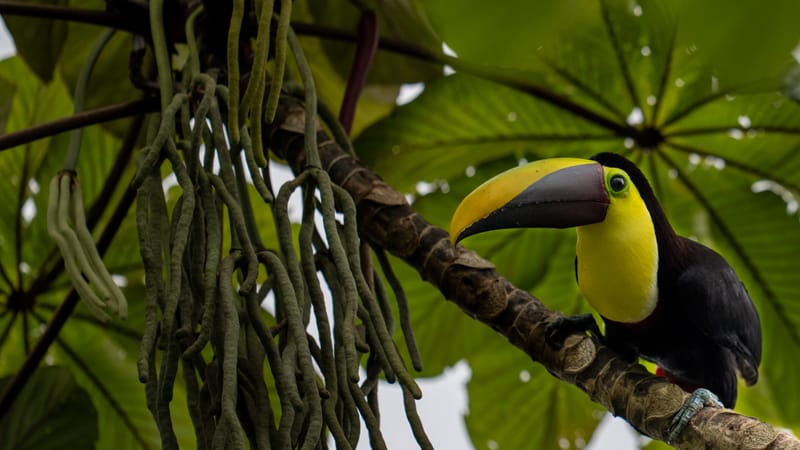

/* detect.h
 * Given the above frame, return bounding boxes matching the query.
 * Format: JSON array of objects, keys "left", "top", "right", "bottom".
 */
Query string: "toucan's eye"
[{"left": 609, "top": 174, "right": 627, "bottom": 192}]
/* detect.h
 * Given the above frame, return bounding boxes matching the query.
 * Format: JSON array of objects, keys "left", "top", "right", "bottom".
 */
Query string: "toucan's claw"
[
  {"left": 667, "top": 388, "right": 723, "bottom": 444},
  {"left": 545, "top": 313, "right": 602, "bottom": 349}
]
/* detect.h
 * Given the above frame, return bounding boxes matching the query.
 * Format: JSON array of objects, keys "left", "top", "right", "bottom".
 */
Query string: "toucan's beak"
[{"left": 450, "top": 158, "right": 610, "bottom": 244}]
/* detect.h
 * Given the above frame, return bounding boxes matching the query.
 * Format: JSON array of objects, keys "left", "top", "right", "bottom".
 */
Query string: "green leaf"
[
  {"left": 466, "top": 350, "right": 604, "bottom": 450},
  {"left": 0, "top": 365, "right": 98, "bottom": 450},
  {"left": 0, "top": 57, "right": 137, "bottom": 289},
  {"left": 0, "top": 75, "right": 14, "bottom": 133},
  {"left": 421, "top": 0, "right": 800, "bottom": 86},
  {"left": 3, "top": 0, "right": 69, "bottom": 82},
  {"left": 0, "top": 57, "right": 43, "bottom": 129},
  {"left": 51, "top": 302, "right": 196, "bottom": 450},
  {"left": 650, "top": 148, "right": 800, "bottom": 430},
  {"left": 423, "top": 0, "right": 599, "bottom": 73},
  {"left": 0, "top": 51, "right": 193, "bottom": 449},
  {"left": 355, "top": 73, "right": 621, "bottom": 193},
  {"left": 303, "top": 0, "right": 442, "bottom": 85},
  {"left": 57, "top": 21, "right": 139, "bottom": 137},
  {"left": 359, "top": 0, "right": 800, "bottom": 445},
  {"left": 292, "top": 3, "right": 399, "bottom": 136},
  {"left": 0, "top": 56, "right": 73, "bottom": 290},
  {"left": 294, "top": 0, "right": 446, "bottom": 136},
  {"left": 641, "top": 438, "right": 673, "bottom": 450},
  {"left": 669, "top": 0, "right": 800, "bottom": 84}
]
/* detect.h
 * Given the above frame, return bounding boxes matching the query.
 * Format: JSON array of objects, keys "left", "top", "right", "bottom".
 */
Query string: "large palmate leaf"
[
  {"left": 4, "top": 0, "right": 800, "bottom": 448},
  {"left": 293, "top": 0, "right": 443, "bottom": 137},
  {"left": 466, "top": 347, "right": 603, "bottom": 450},
  {"left": 0, "top": 365, "right": 98, "bottom": 450},
  {"left": 0, "top": 75, "right": 13, "bottom": 132},
  {"left": 303, "top": 0, "right": 441, "bottom": 85},
  {"left": 58, "top": 27, "right": 138, "bottom": 138},
  {"left": 6, "top": 0, "right": 138, "bottom": 137},
  {"left": 50, "top": 285, "right": 196, "bottom": 450},
  {"left": 0, "top": 55, "right": 195, "bottom": 448},
  {"left": 357, "top": 0, "right": 800, "bottom": 448},
  {"left": 0, "top": 49, "right": 290, "bottom": 448},
  {"left": 3, "top": 0, "right": 69, "bottom": 82},
  {"left": 423, "top": 0, "right": 800, "bottom": 87}
]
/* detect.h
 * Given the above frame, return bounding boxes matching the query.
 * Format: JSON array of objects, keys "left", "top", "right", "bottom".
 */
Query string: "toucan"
[{"left": 449, "top": 153, "right": 761, "bottom": 439}]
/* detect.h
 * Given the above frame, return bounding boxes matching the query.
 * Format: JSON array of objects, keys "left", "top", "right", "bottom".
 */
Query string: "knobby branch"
[{"left": 266, "top": 94, "right": 800, "bottom": 450}]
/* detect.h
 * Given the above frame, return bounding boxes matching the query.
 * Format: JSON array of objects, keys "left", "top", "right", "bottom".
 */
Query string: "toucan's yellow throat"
[
  {"left": 575, "top": 166, "right": 658, "bottom": 323},
  {"left": 450, "top": 157, "right": 659, "bottom": 323}
]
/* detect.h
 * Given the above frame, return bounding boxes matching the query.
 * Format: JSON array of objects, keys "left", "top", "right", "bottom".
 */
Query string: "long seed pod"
[
  {"left": 260, "top": 250, "right": 323, "bottom": 450},
  {"left": 211, "top": 254, "right": 247, "bottom": 450},
  {"left": 403, "top": 386, "right": 433, "bottom": 449},
  {"left": 184, "top": 6, "right": 204, "bottom": 82},
  {"left": 56, "top": 175, "right": 113, "bottom": 305},
  {"left": 243, "top": 315, "right": 276, "bottom": 450},
  {"left": 208, "top": 174, "right": 258, "bottom": 295},
  {"left": 226, "top": 0, "right": 244, "bottom": 144},
  {"left": 183, "top": 170, "right": 221, "bottom": 357},
  {"left": 299, "top": 189, "right": 337, "bottom": 395},
  {"left": 240, "top": 127, "right": 274, "bottom": 204},
  {"left": 127, "top": 2, "right": 435, "bottom": 446},
  {"left": 46, "top": 175, "right": 110, "bottom": 322},
  {"left": 136, "top": 156, "right": 166, "bottom": 381},
  {"left": 316, "top": 251, "right": 361, "bottom": 446},
  {"left": 161, "top": 140, "right": 196, "bottom": 338},
  {"left": 149, "top": 0, "right": 174, "bottom": 110},
  {"left": 131, "top": 94, "right": 189, "bottom": 189},
  {"left": 374, "top": 248, "right": 423, "bottom": 372},
  {"left": 240, "top": 0, "right": 275, "bottom": 167},
  {"left": 263, "top": 0, "right": 292, "bottom": 123},
  {"left": 71, "top": 180, "right": 128, "bottom": 318}
]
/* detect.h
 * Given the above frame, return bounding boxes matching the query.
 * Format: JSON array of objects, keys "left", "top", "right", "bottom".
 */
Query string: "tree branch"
[
  {"left": 0, "top": 1, "right": 141, "bottom": 33},
  {"left": 266, "top": 95, "right": 800, "bottom": 450},
  {"left": 0, "top": 97, "right": 158, "bottom": 152}
]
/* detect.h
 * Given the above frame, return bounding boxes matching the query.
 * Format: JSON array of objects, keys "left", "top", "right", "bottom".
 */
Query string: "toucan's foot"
[
  {"left": 667, "top": 388, "right": 723, "bottom": 444},
  {"left": 545, "top": 313, "right": 602, "bottom": 349}
]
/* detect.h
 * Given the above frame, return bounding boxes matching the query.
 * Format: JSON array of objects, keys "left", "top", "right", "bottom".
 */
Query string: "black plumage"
[{"left": 591, "top": 152, "right": 761, "bottom": 407}]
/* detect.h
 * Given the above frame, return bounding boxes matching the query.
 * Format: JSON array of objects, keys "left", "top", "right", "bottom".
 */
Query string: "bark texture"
[{"left": 267, "top": 96, "right": 799, "bottom": 450}]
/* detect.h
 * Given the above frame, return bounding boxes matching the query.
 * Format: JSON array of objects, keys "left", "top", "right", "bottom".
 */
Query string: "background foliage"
[{"left": 2, "top": 0, "right": 800, "bottom": 449}]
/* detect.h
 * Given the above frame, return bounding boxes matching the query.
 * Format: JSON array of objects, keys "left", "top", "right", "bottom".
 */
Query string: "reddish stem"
[{"left": 338, "top": 10, "right": 379, "bottom": 134}]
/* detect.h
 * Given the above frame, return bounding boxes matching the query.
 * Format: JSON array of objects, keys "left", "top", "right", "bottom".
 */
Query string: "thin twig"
[
  {"left": 0, "top": 1, "right": 141, "bottom": 33},
  {"left": 0, "top": 98, "right": 159, "bottom": 152}
]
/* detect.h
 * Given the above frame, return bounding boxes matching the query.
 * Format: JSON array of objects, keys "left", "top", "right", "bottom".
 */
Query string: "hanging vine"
[
  {"left": 44, "top": 0, "right": 431, "bottom": 448},
  {"left": 46, "top": 28, "right": 128, "bottom": 323},
  {"left": 0, "top": 1, "right": 793, "bottom": 449}
]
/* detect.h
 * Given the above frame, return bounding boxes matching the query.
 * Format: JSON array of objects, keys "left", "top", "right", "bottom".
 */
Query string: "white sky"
[
  {"left": 0, "top": 19, "right": 13, "bottom": 60},
  {"left": 0, "top": 16, "right": 639, "bottom": 450}
]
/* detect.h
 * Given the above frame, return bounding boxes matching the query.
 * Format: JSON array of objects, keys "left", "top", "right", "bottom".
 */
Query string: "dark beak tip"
[{"left": 451, "top": 226, "right": 476, "bottom": 245}]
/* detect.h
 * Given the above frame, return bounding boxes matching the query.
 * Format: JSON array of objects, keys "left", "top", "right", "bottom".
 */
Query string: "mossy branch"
[{"left": 267, "top": 94, "right": 800, "bottom": 450}]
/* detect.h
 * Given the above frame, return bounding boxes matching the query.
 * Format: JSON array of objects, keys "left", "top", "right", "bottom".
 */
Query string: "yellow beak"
[{"left": 449, "top": 158, "right": 610, "bottom": 244}]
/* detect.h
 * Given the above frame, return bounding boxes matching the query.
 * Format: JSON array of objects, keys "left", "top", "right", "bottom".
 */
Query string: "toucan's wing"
[{"left": 675, "top": 238, "right": 762, "bottom": 385}]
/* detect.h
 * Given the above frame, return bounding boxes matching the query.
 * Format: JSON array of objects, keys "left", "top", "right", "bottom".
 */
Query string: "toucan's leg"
[
  {"left": 667, "top": 388, "right": 723, "bottom": 444},
  {"left": 545, "top": 313, "right": 602, "bottom": 348}
]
